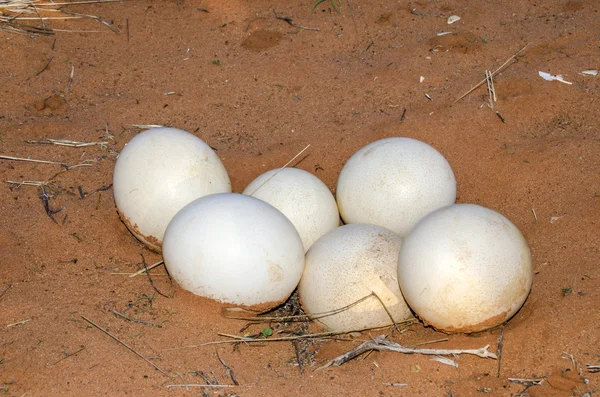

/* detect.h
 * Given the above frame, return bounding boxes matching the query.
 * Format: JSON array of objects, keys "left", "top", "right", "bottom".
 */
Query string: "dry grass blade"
[
  {"left": 222, "top": 292, "right": 405, "bottom": 324},
  {"left": 128, "top": 260, "right": 164, "bottom": 278},
  {"left": 454, "top": 43, "right": 529, "bottom": 103},
  {"left": 246, "top": 144, "right": 311, "bottom": 196},
  {"left": 0, "top": 154, "right": 64, "bottom": 165},
  {"left": 165, "top": 384, "right": 237, "bottom": 389},
  {"left": 0, "top": 0, "right": 121, "bottom": 34},
  {"left": 216, "top": 350, "right": 239, "bottom": 385},
  {"left": 0, "top": 284, "right": 12, "bottom": 300},
  {"left": 6, "top": 318, "right": 32, "bottom": 327},
  {"left": 81, "top": 315, "right": 171, "bottom": 378},
  {"left": 25, "top": 138, "right": 110, "bottom": 148},
  {"left": 166, "top": 330, "right": 349, "bottom": 350},
  {"left": 126, "top": 124, "right": 165, "bottom": 129}
]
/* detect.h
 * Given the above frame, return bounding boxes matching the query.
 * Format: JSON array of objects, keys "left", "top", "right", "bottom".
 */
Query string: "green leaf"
[
  {"left": 330, "top": 0, "right": 341, "bottom": 14},
  {"left": 312, "top": 0, "right": 325, "bottom": 11},
  {"left": 261, "top": 327, "right": 273, "bottom": 337}
]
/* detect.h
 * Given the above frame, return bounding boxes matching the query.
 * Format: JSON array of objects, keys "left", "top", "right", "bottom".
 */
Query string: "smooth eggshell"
[
  {"left": 398, "top": 204, "right": 533, "bottom": 333},
  {"left": 298, "top": 224, "right": 413, "bottom": 332},
  {"left": 113, "top": 127, "right": 231, "bottom": 252},
  {"left": 336, "top": 137, "right": 456, "bottom": 236},
  {"left": 162, "top": 193, "right": 305, "bottom": 311},
  {"left": 242, "top": 168, "right": 339, "bottom": 252}
]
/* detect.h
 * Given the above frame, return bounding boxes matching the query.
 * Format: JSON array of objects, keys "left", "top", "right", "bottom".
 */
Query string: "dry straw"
[{"left": 0, "top": 0, "right": 121, "bottom": 34}]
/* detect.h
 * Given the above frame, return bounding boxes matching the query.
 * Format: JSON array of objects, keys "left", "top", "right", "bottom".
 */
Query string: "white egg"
[
  {"left": 113, "top": 127, "right": 231, "bottom": 252},
  {"left": 298, "top": 224, "right": 413, "bottom": 332},
  {"left": 162, "top": 193, "right": 305, "bottom": 311},
  {"left": 398, "top": 204, "right": 533, "bottom": 333},
  {"left": 242, "top": 168, "right": 339, "bottom": 252},
  {"left": 336, "top": 137, "right": 456, "bottom": 236}
]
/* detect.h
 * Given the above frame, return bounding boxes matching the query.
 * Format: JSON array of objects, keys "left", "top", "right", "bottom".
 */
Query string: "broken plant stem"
[
  {"left": 6, "top": 318, "right": 32, "bottom": 327},
  {"left": 81, "top": 315, "right": 171, "bottom": 378},
  {"left": 223, "top": 292, "right": 415, "bottom": 326},
  {"left": 319, "top": 335, "right": 497, "bottom": 369},
  {"left": 0, "top": 154, "right": 63, "bottom": 165},
  {"left": 25, "top": 138, "right": 109, "bottom": 148},
  {"left": 165, "top": 384, "right": 237, "bottom": 389},
  {"left": 273, "top": 8, "right": 320, "bottom": 31},
  {"left": 246, "top": 143, "right": 311, "bottom": 196},
  {"left": 110, "top": 309, "right": 164, "bottom": 327},
  {"left": 370, "top": 290, "right": 402, "bottom": 335},
  {"left": 454, "top": 43, "right": 529, "bottom": 103},
  {"left": 128, "top": 260, "right": 164, "bottom": 278},
  {"left": 166, "top": 330, "right": 351, "bottom": 350}
]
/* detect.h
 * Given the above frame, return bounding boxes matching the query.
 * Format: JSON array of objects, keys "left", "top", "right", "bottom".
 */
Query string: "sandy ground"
[{"left": 1, "top": 0, "right": 599, "bottom": 396}]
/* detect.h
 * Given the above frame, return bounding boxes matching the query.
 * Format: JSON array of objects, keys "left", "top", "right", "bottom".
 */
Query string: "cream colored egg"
[
  {"left": 398, "top": 204, "right": 533, "bottom": 333},
  {"left": 113, "top": 127, "right": 231, "bottom": 252},
  {"left": 163, "top": 193, "right": 305, "bottom": 311},
  {"left": 298, "top": 224, "right": 412, "bottom": 332},
  {"left": 336, "top": 137, "right": 456, "bottom": 236},
  {"left": 243, "top": 168, "right": 339, "bottom": 252}
]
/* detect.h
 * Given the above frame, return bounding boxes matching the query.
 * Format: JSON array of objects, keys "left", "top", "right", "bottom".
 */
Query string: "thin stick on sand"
[
  {"left": 128, "top": 260, "right": 164, "bottom": 278},
  {"left": 81, "top": 315, "right": 171, "bottom": 378},
  {"left": 165, "top": 384, "right": 237, "bottom": 389},
  {"left": 0, "top": 154, "right": 63, "bottom": 165},
  {"left": 246, "top": 144, "right": 311, "bottom": 196},
  {"left": 25, "top": 138, "right": 109, "bottom": 148},
  {"left": 455, "top": 43, "right": 529, "bottom": 103},
  {"left": 485, "top": 70, "right": 496, "bottom": 109},
  {"left": 126, "top": 124, "right": 165, "bottom": 129},
  {"left": 166, "top": 330, "right": 351, "bottom": 350},
  {"left": 370, "top": 291, "right": 402, "bottom": 335},
  {"left": 319, "top": 335, "right": 497, "bottom": 369},
  {"left": 0, "top": 0, "right": 121, "bottom": 34}
]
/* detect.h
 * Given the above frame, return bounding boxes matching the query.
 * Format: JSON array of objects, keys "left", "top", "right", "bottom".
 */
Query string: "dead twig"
[
  {"left": 370, "top": 291, "right": 401, "bottom": 335},
  {"left": 292, "top": 339, "right": 305, "bottom": 375},
  {"left": 0, "top": 0, "right": 121, "bottom": 34},
  {"left": 110, "top": 309, "right": 165, "bottom": 328},
  {"left": 128, "top": 260, "right": 164, "bottom": 278},
  {"left": 246, "top": 143, "right": 311, "bottom": 196},
  {"left": 455, "top": 43, "right": 529, "bottom": 103},
  {"left": 25, "top": 138, "right": 109, "bottom": 148},
  {"left": 40, "top": 185, "right": 64, "bottom": 223},
  {"left": 166, "top": 330, "right": 351, "bottom": 350},
  {"left": 507, "top": 377, "right": 545, "bottom": 395},
  {"left": 485, "top": 70, "right": 496, "bottom": 109},
  {"left": 0, "top": 284, "right": 11, "bottom": 300},
  {"left": 496, "top": 111, "right": 507, "bottom": 123},
  {"left": 6, "top": 318, "right": 32, "bottom": 327},
  {"left": 272, "top": 9, "right": 320, "bottom": 31},
  {"left": 34, "top": 55, "right": 54, "bottom": 76},
  {"left": 49, "top": 345, "right": 86, "bottom": 365},
  {"left": 126, "top": 124, "right": 164, "bottom": 129},
  {"left": 319, "top": 335, "right": 497, "bottom": 369},
  {"left": 0, "top": 154, "right": 63, "bottom": 165},
  {"left": 406, "top": 338, "right": 449, "bottom": 348},
  {"left": 81, "top": 315, "right": 171, "bottom": 377},
  {"left": 216, "top": 350, "right": 239, "bottom": 385},
  {"left": 496, "top": 327, "right": 505, "bottom": 377},
  {"left": 222, "top": 292, "right": 410, "bottom": 325},
  {"left": 140, "top": 254, "right": 172, "bottom": 298},
  {"left": 165, "top": 384, "right": 237, "bottom": 389},
  {"left": 81, "top": 184, "right": 113, "bottom": 198},
  {"left": 67, "top": 65, "right": 75, "bottom": 91},
  {"left": 410, "top": 8, "right": 441, "bottom": 17}
]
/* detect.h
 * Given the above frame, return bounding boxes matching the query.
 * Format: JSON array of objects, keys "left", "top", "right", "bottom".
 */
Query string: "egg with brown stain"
[{"left": 398, "top": 204, "right": 533, "bottom": 333}]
